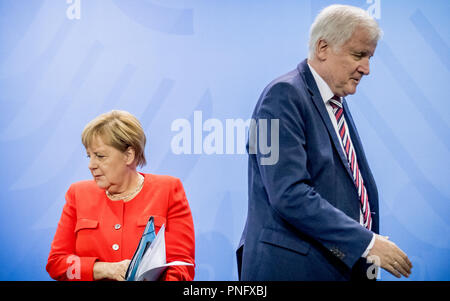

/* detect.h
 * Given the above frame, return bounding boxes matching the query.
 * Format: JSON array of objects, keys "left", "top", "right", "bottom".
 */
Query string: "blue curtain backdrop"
[{"left": 0, "top": 0, "right": 448, "bottom": 281}]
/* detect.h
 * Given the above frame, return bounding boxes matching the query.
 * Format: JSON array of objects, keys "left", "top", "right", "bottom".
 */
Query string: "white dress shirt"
[{"left": 307, "top": 62, "right": 375, "bottom": 258}]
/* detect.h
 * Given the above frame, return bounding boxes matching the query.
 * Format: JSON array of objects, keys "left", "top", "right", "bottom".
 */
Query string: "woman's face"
[{"left": 86, "top": 135, "right": 132, "bottom": 193}]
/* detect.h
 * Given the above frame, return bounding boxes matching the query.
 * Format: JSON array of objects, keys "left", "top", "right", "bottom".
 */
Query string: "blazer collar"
[{"left": 297, "top": 59, "right": 354, "bottom": 181}]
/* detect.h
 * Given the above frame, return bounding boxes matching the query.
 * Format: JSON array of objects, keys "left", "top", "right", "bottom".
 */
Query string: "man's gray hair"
[{"left": 308, "top": 4, "right": 383, "bottom": 59}]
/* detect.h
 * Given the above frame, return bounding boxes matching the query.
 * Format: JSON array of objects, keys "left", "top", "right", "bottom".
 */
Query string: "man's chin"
[
  {"left": 335, "top": 86, "right": 357, "bottom": 97},
  {"left": 345, "top": 87, "right": 357, "bottom": 96}
]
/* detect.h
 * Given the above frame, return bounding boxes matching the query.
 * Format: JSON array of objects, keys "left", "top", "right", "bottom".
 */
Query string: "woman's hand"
[{"left": 93, "top": 259, "right": 131, "bottom": 281}]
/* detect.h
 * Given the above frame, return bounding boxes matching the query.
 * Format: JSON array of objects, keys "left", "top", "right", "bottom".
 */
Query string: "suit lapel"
[
  {"left": 298, "top": 61, "right": 354, "bottom": 182},
  {"left": 342, "top": 99, "right": 378, "bottom": 215},
  {"left": 342, "top": 99, "right": 366, "bottom": 170}
]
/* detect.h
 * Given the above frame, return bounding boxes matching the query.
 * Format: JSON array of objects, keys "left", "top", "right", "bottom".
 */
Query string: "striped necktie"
[{"left": 329, "top": 96, "right": 372, "bottom": 230}]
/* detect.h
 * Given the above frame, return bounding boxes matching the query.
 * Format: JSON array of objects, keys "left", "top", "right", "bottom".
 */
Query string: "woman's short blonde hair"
[{"left": 81, "top": 110, "right": 147, "bottom": 167}]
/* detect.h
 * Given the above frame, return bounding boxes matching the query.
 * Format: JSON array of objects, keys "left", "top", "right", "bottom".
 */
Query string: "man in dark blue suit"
[{"left": 238, "top": 4, "right": 412, "bottom": 280}]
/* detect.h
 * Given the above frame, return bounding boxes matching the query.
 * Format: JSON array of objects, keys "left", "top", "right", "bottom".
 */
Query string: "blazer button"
[
  {"left": 114, "top": 224, "right": 121, "bottom": 230},
  {"left": 112, "top": 244, "right": 119, "bottom": 251}
]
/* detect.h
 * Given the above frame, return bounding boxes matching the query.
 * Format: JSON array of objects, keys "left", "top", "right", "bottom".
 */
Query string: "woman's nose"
[{"left": 88, "top": 158, "right": 97, "bottom": 170}]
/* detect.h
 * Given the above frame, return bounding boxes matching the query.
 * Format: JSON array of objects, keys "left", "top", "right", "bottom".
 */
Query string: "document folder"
[{"left": 125, "top": 216, "right": 193, "bottom": 281}]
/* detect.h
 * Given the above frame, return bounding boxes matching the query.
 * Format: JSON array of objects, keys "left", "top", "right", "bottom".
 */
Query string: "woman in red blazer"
[{"left": 46, "top": 110, "right": 195, "bottom": 281}]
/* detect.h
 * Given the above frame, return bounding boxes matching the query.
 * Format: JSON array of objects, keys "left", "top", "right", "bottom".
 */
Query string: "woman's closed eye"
[{"left": 87, "top": 153, "right": 106, "bottom": 159}]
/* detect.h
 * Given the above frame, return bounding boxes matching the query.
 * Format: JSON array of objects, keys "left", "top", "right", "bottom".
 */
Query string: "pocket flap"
[
  {"left": 74, "top": 218, "right": 99, "bottom": 233},
  {"left": 259, "top": 228, "right": 310, "bottom": 255},
  {"left": 137, "top": 215, "right": 166, "bottom": 227}
]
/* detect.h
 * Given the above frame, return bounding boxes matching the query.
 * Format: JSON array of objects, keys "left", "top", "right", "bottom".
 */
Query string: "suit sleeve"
[
  {"left": 254, "top": 82, "right": 373, "bottom": 269},
  {"left": 46, "top": 185, "right": 98, "bottom": 281},
  {"left": 161, "top": 178, "right": 195, "bottom": 281}
]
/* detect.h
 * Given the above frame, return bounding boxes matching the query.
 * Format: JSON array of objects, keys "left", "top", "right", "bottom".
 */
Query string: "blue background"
[{"left": 0, "top": 0, "right": 449, "bottom": 281}]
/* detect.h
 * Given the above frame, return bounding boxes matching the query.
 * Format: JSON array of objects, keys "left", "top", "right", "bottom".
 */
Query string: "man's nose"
[{"left": 358, "top": 58, "right": 370, "bottom": 75}]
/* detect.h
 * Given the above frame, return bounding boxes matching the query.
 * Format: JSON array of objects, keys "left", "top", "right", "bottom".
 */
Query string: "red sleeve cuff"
[{"left": 79, "top": 257, "right": 98, "bottom": 281}]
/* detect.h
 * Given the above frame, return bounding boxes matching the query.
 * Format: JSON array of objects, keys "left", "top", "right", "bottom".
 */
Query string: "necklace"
[{"left": 106, "top": 174, "right": 144, "bottom": 201}]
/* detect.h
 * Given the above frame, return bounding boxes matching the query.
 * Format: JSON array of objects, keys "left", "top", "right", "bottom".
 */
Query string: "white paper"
[{"left": 134, "top": 224, "right": 193, "bottom": 281}]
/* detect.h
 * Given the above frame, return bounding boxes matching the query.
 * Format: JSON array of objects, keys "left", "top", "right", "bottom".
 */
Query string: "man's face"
[{"left": 322, "top": 27, "right": 377, "bottom": 97}]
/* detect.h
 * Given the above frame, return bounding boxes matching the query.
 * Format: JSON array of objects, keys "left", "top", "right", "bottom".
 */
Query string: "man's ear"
[
  {"left": 123, "top": 147, "right": 136, "bottom": 166},
  {"left": 315, "top": 39, "right": 329, "bottom": 61}
]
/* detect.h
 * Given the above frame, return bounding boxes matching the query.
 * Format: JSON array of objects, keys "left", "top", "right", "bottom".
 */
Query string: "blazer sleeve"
[
  {"left": 160, "top": 178, "right": 195, "bottom": 281},
  {"left": 46, "top": 185, "right": 98, "bottom": 281},
  {"left": 254, "top": 82, "right": 373, "bottom": 269}
]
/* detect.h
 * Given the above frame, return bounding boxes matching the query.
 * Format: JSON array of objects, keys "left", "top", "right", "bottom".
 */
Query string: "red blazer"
[{"left": 46, "top": 173, "right": 195, "bottom": 281}]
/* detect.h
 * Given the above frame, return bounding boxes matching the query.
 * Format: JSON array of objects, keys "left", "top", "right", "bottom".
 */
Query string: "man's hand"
[
  {"left": 93, "top": 259, "right": 131, "bottom": 281},
  {"left": 367, "top": 234, "right": 412, "bottom": 278}
]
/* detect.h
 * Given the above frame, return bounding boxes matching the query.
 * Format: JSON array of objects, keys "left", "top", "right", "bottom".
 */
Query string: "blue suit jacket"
[{"left": 237, "top": 60, "right": 379, "bottom": 280}]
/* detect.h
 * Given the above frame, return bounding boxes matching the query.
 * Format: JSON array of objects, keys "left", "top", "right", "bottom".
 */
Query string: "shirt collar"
[{"left": 307, "top": 62, "right": 340, "bottom": 104}]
